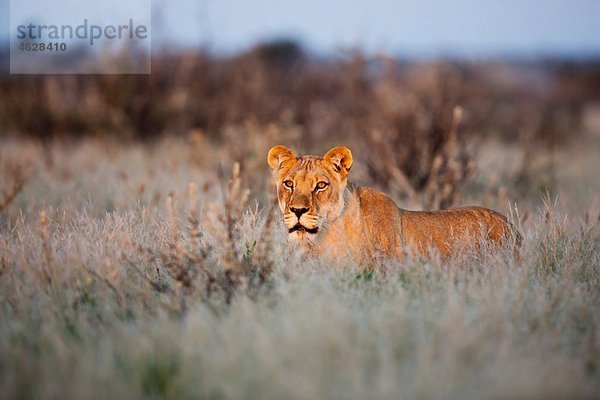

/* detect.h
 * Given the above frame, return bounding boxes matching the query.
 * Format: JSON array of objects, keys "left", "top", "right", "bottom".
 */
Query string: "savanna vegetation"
[{"left": 1, "top": 43, "right": 599, "bottom": 399}]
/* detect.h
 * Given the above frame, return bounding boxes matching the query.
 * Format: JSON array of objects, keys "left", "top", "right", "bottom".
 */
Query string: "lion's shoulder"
[
  {"left": 346, "top": 187, "right": 402, "bottom": 239},
  {"left": 354, "top": 187, "right": 400, "bottom": 217}
]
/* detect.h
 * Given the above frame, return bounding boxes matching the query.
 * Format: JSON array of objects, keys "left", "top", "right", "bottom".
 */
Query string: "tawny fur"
[{"left": 268, "top": 145, "right": 519, "bottom": 263}]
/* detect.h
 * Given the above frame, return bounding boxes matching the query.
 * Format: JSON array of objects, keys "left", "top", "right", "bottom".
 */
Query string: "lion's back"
[{"left": 401, "top": 206, "right": 518, "bottom": 256}]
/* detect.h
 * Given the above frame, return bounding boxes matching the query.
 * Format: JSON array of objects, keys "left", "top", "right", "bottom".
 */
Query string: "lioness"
[{"left": 268, "top": 145, "right": 519, "bottom": 262}]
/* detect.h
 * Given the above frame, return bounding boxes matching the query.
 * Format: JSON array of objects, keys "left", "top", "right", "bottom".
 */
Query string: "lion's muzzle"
[{"left": 284, "top": 210, "right": 320, "bottom": 236}]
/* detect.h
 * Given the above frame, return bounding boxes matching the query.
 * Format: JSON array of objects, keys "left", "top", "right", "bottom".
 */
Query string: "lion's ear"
[
  {"left": 323, "top": 146, "right": 353, "bottom": 175},
  {"left": 268, "top": 145, "right": 297, "bottom": 170}
]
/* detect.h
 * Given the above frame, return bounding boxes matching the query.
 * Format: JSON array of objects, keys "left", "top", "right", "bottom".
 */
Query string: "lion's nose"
[{"left": 290, "top": 207, "right": 310, "bottom": 218}]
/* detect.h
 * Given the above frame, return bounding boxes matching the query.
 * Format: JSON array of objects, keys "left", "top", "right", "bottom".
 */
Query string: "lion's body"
[
  {"left": 315, "top": 187, "right": 515, "bottom": 261},
  {"left": 267, "top": 145, "right": 519, "bottom": 263}
]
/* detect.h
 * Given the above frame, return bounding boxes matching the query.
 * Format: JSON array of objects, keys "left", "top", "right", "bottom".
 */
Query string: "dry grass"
[
  {"left": 1, "top": 44, "right": 599, "bottom": 399},
  {"left": 0, "top": 134, "right": 599, "bottom": 400}
]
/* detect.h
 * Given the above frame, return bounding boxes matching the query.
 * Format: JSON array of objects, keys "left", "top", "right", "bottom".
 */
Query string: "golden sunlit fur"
[{"left": 268, "top": 145, "right": 519, "bottom": 263}]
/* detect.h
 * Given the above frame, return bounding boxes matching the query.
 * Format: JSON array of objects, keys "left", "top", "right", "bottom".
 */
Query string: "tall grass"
[{"left": 1, "top": 137, "right": 599, "bottom": 399}]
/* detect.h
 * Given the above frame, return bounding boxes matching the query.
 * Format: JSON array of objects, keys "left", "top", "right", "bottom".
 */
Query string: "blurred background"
[{"left": 1, "top": 0, "right": 599, "bottom": 213}]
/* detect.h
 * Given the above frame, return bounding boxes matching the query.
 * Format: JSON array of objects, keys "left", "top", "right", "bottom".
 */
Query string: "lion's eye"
[
  {"left": 316, "top": 181, "right": 328, "bottom": 190},
  {"left": 283, "top": 180, "right": 294, "bottom": 189}
]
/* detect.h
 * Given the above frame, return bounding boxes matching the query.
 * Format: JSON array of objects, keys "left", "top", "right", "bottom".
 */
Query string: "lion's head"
[{"left": 268, "top": 145, "right": 353, "bottom": 243}]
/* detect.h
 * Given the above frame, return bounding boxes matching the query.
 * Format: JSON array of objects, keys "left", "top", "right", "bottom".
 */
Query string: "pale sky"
[
  {"left": 3, "top": 0, "right": 600, "bottom": 57},
  {"left": 153, "top": 0, "right": 600, "bottom": 56}
]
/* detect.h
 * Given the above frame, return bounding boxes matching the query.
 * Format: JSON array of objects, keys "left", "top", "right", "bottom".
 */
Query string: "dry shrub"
[
  {"left": 0, "top": 176, "right": 25, "bottom": 212},
  {"left": 0, "top": 46, "right": 591, "bottom": 145},
  {"left": 121, "top": 162, "right": 274, "bottom": 314},
  {"left": 360, "top": 87, "right": 474, "bottom": 208},
  {"left": 0, "top": 160, "right": 29, "bottom": 213},
  {"left": 0, "top": 44, "right": 595, "bottom": 211}
]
